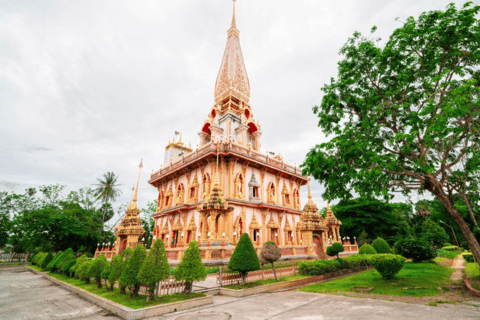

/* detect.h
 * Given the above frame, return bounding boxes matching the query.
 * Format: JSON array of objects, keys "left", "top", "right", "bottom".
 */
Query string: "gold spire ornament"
[{"left": 231, "top": 0, "right": 237, "bottom": 28}]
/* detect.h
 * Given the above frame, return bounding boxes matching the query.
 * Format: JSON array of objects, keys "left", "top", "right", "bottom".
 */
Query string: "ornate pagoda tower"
[
  {"left": 113, "top": 161, "right": 145, "bottom": 255},
  {"left": 148, "top": 1, "right": 345, "bottom": 261}
]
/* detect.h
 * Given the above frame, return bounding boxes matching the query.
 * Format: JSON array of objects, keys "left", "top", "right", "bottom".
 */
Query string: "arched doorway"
[{"left": 313, "top": 233, "right": 326, "bottom": 259}]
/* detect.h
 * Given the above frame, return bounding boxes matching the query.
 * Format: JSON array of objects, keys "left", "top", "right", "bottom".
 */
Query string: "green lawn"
[
  {"left": 47, "top": 272, "right": 205, "bottom": 309},
  {"left": 300, "top": 262, "right": 454, "bottom": 297},
  {"left": 27, "top": 265, "right": 46, "bottom": 272},
  {"left": 224, "top": 275, "right": 306, "bottom": 290}
]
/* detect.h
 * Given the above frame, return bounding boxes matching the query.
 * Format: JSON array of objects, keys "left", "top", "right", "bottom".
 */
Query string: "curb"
[
  {"left": 464, "top": 278, "right": 480, "bottom": 296},
  {"left": 26, "top": 268, "right": 213, "bottom": 320}
]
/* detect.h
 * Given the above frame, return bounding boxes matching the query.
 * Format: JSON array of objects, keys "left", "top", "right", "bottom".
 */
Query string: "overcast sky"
[{"left": 0, "top": 0, "right": 468, "bottom": 217}]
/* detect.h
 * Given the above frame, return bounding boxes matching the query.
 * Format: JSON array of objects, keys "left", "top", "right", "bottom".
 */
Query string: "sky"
[{"left": 0, "top": 0, "right": 470, "bottom": 220}]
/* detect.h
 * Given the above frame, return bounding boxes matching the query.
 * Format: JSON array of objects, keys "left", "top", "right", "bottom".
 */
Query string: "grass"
[
  {"left": 46, "top": 272, "right": 205, "bottom": 309},
  {"left": 28, "top": 264, "right": 46, "bottom": 272},
  {"left": 436, "top": 249, "right": 461, "bottom": 259},
  {"left": 224, "top": 275, "right": 305, "bottom": 290},
  {"left": 300, "top": 262, "right": 454, "bottom": 297},
  {"left": 465, "top": 263, "right": 480, "bottom": 280}
]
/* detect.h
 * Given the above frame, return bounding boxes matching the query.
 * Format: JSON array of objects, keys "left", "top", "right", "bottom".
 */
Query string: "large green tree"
[
  {"left": 302, "top": 3, "right": 480, "bottom": 262},
  {"left": 174, "top": 241, "right": 207, "bottom": 294},
  {"left": 119, "top": 245, "right": 147, "bottom": 297},
  {"left": 138, "top": 239, "right": 170, "bottom": 300}
]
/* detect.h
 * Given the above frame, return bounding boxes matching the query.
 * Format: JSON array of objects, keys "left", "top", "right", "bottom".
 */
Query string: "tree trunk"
[
  {"left": 183, "top": 281, "right": 192, "bottom": 294},
  {"left": 271, "top": 263, "right": 278, "bottom": 280},
  {"left": 96, "top": 277, "right": 102, "bottom": 289},
  {"left": 108, "top": 283, "right": 114, "bottom": 291},
  {"left": 147, "top": 286, "right": 155, "bottom": 301},
  {"left": 85, "top": 278, "right": 90, "bottom": 284},
  {"left": 240, "top": 272, "right": 247, "bottom": 285},
  {"left": 120, "top": 285, "right": 126, "bottom": 295},
  {"left": 130, "top": 284, "right": 140, "bottom": 297},
  {"left": 431, "top": 182, "right": 480, "bottom": 263}
]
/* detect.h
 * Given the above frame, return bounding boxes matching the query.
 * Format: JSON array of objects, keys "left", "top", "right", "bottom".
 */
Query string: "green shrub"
[
  {"left": 461, "top": 241, "right": 469, "bottom": 250},
  {"left": 108, "top": 255, "right": 125, "bottom": 292},
  {"left": 86, "top": 253, "right": 94, "bottom": 258},
  {"left": 441, "top": 246, "right": 459, "bottom": 251},
  {"left": 436, "top": 249, "right": 460, "bottom": 259},
  {"left": 70, "top": 254, "right": 89, "bottom": 276},
  {"left": 228, "top": 233, "right": 260, "bottom": 284},
  {"left": 326, "top": 243, "right": 345, "bottom": 258},
  {"left": 462, "top": 253, "right": 475, "bottom": 263},
  {"left": 138, "top": 239, "right": 170, "bottom": 300},
  {"left": 343, "top": 254, "right": 370, "bottom": 268},
  {"left": 443, "top": 243, "right": 454, "bottom": 247},
  {"left": 359, "top": 244, "right": 377, "bottom": 255},
  {"left": 119, "top": 245, "right": 147, "bottom": 297},
  {"left": 58, "top": 253, "right": 76, "bottom": 272},
  {"left": 87, "top": 255, "right": 108, "bottom": 288},
  {"left": 31, "top": 252, "right": 44, "bottom": 265},
  {"left": 76, "top": 260, "right": 93, "bottom": 283},
  {"left": 298, "top": 259, "right": 342, "bottom": 276},
  {"left": 41, "top": 253, "right": 54, "bottom": 269},
  {"left": 259, "top": 242, "right": 282, "bottom": 280},
  {"left": 369, "top": 254, "right": 405, "bottom": 279},
  {"left": 465, "top": 263, "right": 480, "bottom": 280},
  {"left": 394, "top": 238, "right": 436, "bottom": 262},
  {"left": 174, "top": 241, "right": 207, "bottom": 295},
  {"left": 47, "top": 250, "right": 65, "bottom": 271},
  {"left": 62, "top": 259, "right": 77, "bottom": 275},
  {"left": 372, "top": 238, "right": 391, "bottom": 254}
]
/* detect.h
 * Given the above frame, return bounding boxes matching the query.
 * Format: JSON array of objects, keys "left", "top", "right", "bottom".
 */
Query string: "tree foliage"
[
  {"left": 119, "top": 245, "right": 147, "bottom": 297},
  {"left": 138, "top": 239, "right": 170, "bottom": 300},
  {"left": 174, "top": 241, "right": 207, "bottom": 294},
  {"left": 107, "top": 255, "right": 124, "bottom": 291},
  {"left": 302, "top": 2, "right": 480, "bottom": 262},
  {"left": 372, "top": 238, "right": 391, "bottom": 253},
  {"left": 259, "top": 241, "right": 282, "bottom": 280},
  {"left": 87, "top": 255, "right": 108, "bottom": 288},
  {"left": 228, "top": 233, "right": 260, "bottom": 284}
]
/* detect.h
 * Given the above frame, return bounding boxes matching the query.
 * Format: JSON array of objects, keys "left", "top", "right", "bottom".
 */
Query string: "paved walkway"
[
  {"left": 451, "top": 255, "right": 466, "bottom": 281},
  {"left": 2, "top": 268, "right": 480, "bottom": 320}
]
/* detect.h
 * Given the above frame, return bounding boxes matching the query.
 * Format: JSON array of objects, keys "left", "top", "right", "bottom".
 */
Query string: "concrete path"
[
  {"left": 451, "top": 255, "right": 466, "bottom": 281},
  {"left": 2, "top": 268, "right": 480, "bottom": 320},
  {"left": 0, "top": 269, "right": 115, "bottom": 320}
]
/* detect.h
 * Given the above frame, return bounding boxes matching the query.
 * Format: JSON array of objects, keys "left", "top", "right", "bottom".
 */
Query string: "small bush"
[
  {"left": 372, "top": 238, "right": 391, "bottom": 254},
  {"left": 298, "top": 259, "right": 342, "bottom": 276},
  {"left": 62, "top": 259, "right": 77, "bottom": 275},
  {"left": 326, "top": 246, "right": 335, "bottom": 257},
  {"left": 394, "top": 238, "right": 436, "bottom": 262},
  {"left": 326, "top": 242, "right": 344, "bottom": 258},
  {"left": 41, "top": 253, "right": 54, "bottom": 269},
  {"left": 359, "top": 244, "right": 377, "bottom": 255},
  {"left": 462, "top": 253, "right": 475, "bottom": 263},
  {"left": 465, "top": 263, "right": 480, "bottom": 280},
  {"left": 441, "top": 246, "right": 459, "bottom": 251},
  {"left": 461, "top": 241, "right": 469, "bottom": 250},
  {"left": 343, "top": 254, "right": 370, "bottom": 268},
  {"left": 443, "top": 243, "right": 454, "bottom": 247},
  {"left": 47, "top": 250, "right": 65, "bottom": 271},
  {"left": 369, "top": 254, "right": 405, "bottom": 279},
  {"left": 228, "top": 233, "right": 260, "bottom": 284},
  {"left": 75, "top": 260, "right": 92, "bottom": 283}
]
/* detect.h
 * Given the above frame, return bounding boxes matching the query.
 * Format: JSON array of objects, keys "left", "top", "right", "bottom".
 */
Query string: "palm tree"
[{"left": 93, "top": 172, "right": 122, "bottom": 239}]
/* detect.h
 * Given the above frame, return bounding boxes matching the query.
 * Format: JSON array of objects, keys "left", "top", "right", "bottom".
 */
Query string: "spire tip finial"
[
  {"left": 307, "top": 178, "right": 312, "bottom": 200},
  {"left": 231, "top": 0, "right": 237, "bottom": 28}
]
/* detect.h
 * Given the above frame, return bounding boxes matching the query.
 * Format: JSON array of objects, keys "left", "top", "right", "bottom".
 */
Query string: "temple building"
[{"left": 148, "top": 2, "right": 353, "bottom": 262}]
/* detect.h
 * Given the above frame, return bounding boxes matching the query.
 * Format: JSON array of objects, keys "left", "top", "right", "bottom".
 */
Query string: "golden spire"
[
  {"left": 132, "top": 159, "right": 143, "bottom": 204},
  {"left": 231, "top": 0, "right": 237, "bottom": 28},
  {"left": 327, "top": 201, "right": 331, "bottom": 210},
  {"left": 307, "top": 178, "right": 312, "bottom": 200}
]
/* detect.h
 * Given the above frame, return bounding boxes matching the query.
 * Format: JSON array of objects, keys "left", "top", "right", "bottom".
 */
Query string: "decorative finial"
[
  {"left": 327, "top": 201, "right": 331, "bottom": 210},
  {"left": 231, "top": 0, "right": 237, "bottom": 28}
]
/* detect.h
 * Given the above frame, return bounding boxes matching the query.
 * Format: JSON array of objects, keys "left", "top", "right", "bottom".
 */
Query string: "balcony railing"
[{"left": 150, "top": 142, "right": 305, "bottom": 182}]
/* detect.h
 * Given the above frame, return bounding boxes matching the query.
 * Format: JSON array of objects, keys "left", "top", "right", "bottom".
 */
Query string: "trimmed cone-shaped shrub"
[
  {"left": 394, "top": 237, "right": 436, "bottom": 262},
  {"left": 47, "top": 250, "right": 66, "bottom": 271},
  {"left": 108, "top": 255, "right": 125, "bottom": 292},
  {"left": 228, "top": 233, "right": 260, "bottom": 285},
  {"left": 369, "top": 254, "right": 406, "bottom": 279},
  {"left": 32, "top": 252, "right": 45, "bottom": 266},
  {"left": 87, "top": 255, "right": 108, "bottom": 288},
  {"left": 119, "top": 245, "right": 147, "bottom": 297},
  {"left": 76, "top": 260, "right": 93, "bottom": 283},
  {"left": 117, "top": 247, "right": 134, "bottom": 294},
  {"left": 372, "top": 238, "right": 391, "bottom": 254},
  {"left": 62, "top": 259, "right": 77, "bottom": 276},
  {"left": 100, "top": 261, "right": 111, "bottom": 287},
  {"left": 41, "top": 252, "right": 54, "bottom": 269},
  {"left": 174, "top": 241, "right": 207, "bottom": 294},
  {"left": 326, "top": 246, "right": 335, "bottom": 257},
  {"left": 70, "top": 254, "right": 89, "bottom": 276},
  {"left": 58, "top": 253, "right": 76, "bottom": 273},
  {"left": 138, "top": 239, "right": 171, "bottom": 300},
  {"left": 259, "top": 241, "right": 281, "bottom": 280},
  {"left": 359, "top": 244, "right": 377, "bottom": 255}
]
